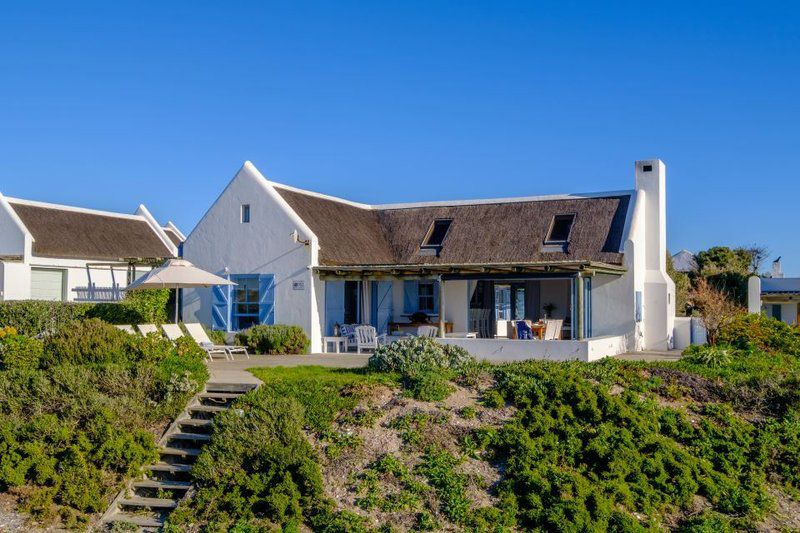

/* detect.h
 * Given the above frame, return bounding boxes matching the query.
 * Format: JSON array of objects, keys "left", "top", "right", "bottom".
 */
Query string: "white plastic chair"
[
  {"left": 354, "top": 325, "right": 386, "bottom": 353},
  {"left": 543, "top": 319, "right": 564, "bottom": 340},
  {"left": 416, "top": 325, "right": 438, "bottom": 338},
  {"left": 185, "top": 323, "right": 248, "bottom": 360}
]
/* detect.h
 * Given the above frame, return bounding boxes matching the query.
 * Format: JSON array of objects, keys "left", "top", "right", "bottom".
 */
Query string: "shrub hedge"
[
  {"left": 368, "top": 336, "right": 475, "bottom": 374},
  {"left": 718, "top": 313, "right": 800, "bottom": 355},
  {"left": 0, "top": 289, "right": 171, "bottom": 336},
  {"left": 235, "top": 324, "right": 310, "bottom": 355}
]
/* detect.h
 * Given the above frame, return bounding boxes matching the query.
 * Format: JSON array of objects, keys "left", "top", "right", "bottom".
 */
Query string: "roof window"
[
  {"left": 421, "top": 219, "right": 452, "bottom": 248},
  {"left": 545, "top": 214, "right": 575, "bottom": 244}
]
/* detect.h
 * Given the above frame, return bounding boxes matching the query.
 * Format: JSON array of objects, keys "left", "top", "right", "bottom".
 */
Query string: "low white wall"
[{"left": 438, "top": 335, "right": 628, "bottom": 363}]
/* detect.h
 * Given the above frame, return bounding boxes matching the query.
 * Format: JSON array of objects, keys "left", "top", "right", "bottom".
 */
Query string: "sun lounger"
[{"left": 184, "top": 323, "right": 248, "bottom": 360}]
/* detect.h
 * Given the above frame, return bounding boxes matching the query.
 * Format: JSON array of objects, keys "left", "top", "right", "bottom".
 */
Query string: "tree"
[{"left": 688, "top": 277, "right": 743, "bottom": 345}]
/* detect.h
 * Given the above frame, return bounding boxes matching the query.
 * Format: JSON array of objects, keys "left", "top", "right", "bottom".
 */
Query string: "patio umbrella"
[{"left": 125, "top": 259, "right": 236, "bottom": 322}]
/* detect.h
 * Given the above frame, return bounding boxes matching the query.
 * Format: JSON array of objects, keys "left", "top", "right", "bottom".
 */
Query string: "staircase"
[{"left": 100, "top": 382, "right": 258, "bottom": 531}]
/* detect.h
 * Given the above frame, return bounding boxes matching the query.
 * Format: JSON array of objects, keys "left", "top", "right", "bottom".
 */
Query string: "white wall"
[
  {"left": 443, "top": 280, "right": 469, "bottom": 332},
  {"left": 182, "top": 162, "right": 322, "bottom": 352},
  {"left": 439, "top": 335, "right": 627, "bottom": 362},
  {"left": 590, "top": 273, "right": 633, "bottom": 344}
]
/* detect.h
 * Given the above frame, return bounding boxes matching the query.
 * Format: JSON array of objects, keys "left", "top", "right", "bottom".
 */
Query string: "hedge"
[
  {"left": 0, "top": 289, "right": 170, "bottom": 336},
  {"left": 235, "top": 325, "right": 310, "bottom": 355}
]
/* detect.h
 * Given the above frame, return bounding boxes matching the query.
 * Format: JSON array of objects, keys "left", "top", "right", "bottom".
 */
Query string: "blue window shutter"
[
  {"left": 258, "top": 274, "right": 275, "bottom": 325},
  {"left": 325, "top": 281, "right": 346, "bottom": 335},
  {"left": 433, "top": 281, "right": 440, "bottom": 314},
  {"left": 373, "top": 281, "right": 393, "bottom": 334},
  {"left": 403, "top": 280, "right": 418, "bottom": 314},
  {"left": 211, "top": 283, "right": 230, "bottom": 331}
]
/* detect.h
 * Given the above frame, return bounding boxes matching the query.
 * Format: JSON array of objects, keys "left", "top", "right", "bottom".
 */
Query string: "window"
[
  {"left": 495, "top": 284, "right": 511, "bottom": 320},
  {"left": 418, "top": 281, "right": 435, "bottom": 313},
  {"left": 421, "top": 219, "right": 452, "bottom": 248},
  {"left": 241, "top": 204, "right": 250, "bottom": 223},
  {"left": 233, "top": 276, "right": 259, "bottom": 329},
  {"left": 772, "top": 304, "right": 782, "bottom": 322},
  {"left": 545, "top": 214, "right": 575, "bottom": 244}
]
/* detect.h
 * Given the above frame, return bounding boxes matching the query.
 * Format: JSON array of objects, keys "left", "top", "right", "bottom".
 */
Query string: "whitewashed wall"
[
  {"left": 181, "top": 162, "right": 323, "bottom": 352},
  {"left": 439, "top": 335, "right": 628, "bottom": 362}
]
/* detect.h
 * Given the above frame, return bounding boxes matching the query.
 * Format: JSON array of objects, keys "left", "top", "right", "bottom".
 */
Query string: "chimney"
[
  {"left": 634, "top": 159, "right": 667, "bottom": 273},
  {"left": 772, "top": 257, "right": 783, "bottom": 278}
]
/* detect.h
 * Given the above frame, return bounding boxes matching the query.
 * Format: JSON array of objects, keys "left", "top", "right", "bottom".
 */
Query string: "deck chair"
[
  {"left": 416, "top": 325, "right": 438, "bottom": 338},
  {"left": 115, "top": 325, "right": 136, "bottom": 334},
  {"left": 354, "top": 325, "right": 386, "bottom": 353},
  {"left": 185, "top": 323, "right": 249, "bottom": 360},
  {"left": 161, "top": 324, "right": 185, "bottom": 341},
  {"left": 543, "top": 319, "right": 564, "bottom": 340},
  {"left": 137, "top": 324, "right": 160, "bottom": 336}
]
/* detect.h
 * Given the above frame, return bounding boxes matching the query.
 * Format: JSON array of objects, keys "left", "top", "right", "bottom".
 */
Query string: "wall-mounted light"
[{"left": 290, "top": 229, "right": 311, "bottom": 246}]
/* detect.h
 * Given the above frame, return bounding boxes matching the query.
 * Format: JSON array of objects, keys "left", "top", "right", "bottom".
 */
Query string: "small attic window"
[
  {"left": 545, "top": 214, "right": 575, "bottom": 244},
  {"left": 421, "top": 219, "right": 452, "bottom": 248},
  {"left": 240, "top": 204, "right": 250, "bottom": 223}
]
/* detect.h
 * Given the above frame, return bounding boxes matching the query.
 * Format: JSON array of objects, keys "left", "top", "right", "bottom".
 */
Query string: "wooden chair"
[
  {"left": 354, "top": 325, "right": 386, "bottom": 353},
  {"left": 416, "top": 325, "right": 439, "bottom": 338},
  {"left": 543, "top": 319, "right": 564, "bottom": 340}
]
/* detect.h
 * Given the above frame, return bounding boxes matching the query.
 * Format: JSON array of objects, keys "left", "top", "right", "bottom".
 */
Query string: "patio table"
[{"left": 322, "top": 336, "right": 348, "bottom": 353}]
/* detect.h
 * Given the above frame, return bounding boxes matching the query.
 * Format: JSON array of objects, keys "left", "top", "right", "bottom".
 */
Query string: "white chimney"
[
  {"left": 772, "top": 257, "right": 783, "bottom": 278},
  {"left": 634, "top": 159, "right": 667, "bottom": 273}
]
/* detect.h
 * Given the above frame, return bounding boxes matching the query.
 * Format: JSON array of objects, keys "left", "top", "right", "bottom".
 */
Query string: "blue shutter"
[
  {"left": 372, "top": 281, "right": 393, "bottom": 334},
  {"left": 258, "top": 274, "right": 275, "bottom": 325},
  {"left": 325, "top": 281, "right": 346, "bottom": 335},
  {"left": 211, "top": 283, "right": 230, "bottom": 331},
  {"left": 433, "top": 281, "right": 440, "bottom": 314},
  {"left": 403, "top": 280, "right": 418, "bottom": 314}
]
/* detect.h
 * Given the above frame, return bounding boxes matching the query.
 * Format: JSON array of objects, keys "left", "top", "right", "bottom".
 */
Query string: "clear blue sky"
[{"left": 1, "top": 2, "right": 798, "bottom": 273}]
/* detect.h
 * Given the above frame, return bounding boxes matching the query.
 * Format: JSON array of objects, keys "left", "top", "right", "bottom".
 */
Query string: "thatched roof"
[
  {"left": 8, "top": 200, "right": 175, "bottom": 261},
  {"left": 163, "top": 227, "right": 184, "bottom": 246},
  {"left": 275, "top": 186, "right": 630, "bottom": 267}
]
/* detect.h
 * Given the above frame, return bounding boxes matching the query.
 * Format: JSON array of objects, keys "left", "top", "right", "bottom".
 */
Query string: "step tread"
[
  {"left": 160, "top": 446, "right": 202, "bottom": 457},
  {"left": 133, "top": 479, "right": 193, "bottom": 490},
  {"left": 199, "top": 392, "right": 242, "bottom": 399},
  {"left": 169, "top": 432, "right": 212, "bottom": 441},
  {"left": 188, "top": 404, "right": 228, "bottom": 413},
  {"left": 120, "top": 496, "right": 178, "bottom": 509},
  {"left": 104, "top": 511, "right": 164, "bottom": 527},
  {"left": 146, "top": 462, "right": 192, "bottom": 473},
  {"left": 179, "top": 418, "right": 213, "bottom": 427}
]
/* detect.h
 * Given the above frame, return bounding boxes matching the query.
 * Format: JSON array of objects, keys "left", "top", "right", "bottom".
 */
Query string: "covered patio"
[{"left": 317, "top": 260, "right": 631, "bottom": 362}]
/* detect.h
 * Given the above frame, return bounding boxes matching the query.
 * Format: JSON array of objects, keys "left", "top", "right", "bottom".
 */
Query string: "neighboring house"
[
  {"left": 671, "top": 249, "right": 697, "bottom": 273},
  {"left": 747, "top": 259, "right": 800, "bottom": 325},
  {"left": 182, "top": 159, "right": 675, "bottom": 361},
  {"left": 0, "top": 194, "right": 180, "bottom": 302}
]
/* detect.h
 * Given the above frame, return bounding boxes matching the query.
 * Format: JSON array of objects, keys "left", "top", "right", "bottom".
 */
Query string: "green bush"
[
  {"left": 0, "top": 290, "right": 171, "bottom": 338},
  {"left": 369, "top": 336, "right": 475, "bottom": 373},
  {"left": 683, "top": 344, "right": 733, "bottom": 368},
  {"left": 203, "top": 325, "right": 227, "bottom": 345},
  {"left": 42, "top": 319, "right": 129, "bottom": 366},
  {"left": 0, "top": 333, "right": 43, "bottom": 371},
  {"left": 235, "top": 324, "right": 310, "bottom": 354},
  {"left": 403, "top": 370, "right": 455, "bottom": 402},
  {"left": 718, "top": 313, "right": 800, "bottom": 355}
]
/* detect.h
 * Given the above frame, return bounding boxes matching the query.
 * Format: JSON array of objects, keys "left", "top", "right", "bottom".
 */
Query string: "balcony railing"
[{"left": 72, "top": 285, "right": 126, "bottom": 302}]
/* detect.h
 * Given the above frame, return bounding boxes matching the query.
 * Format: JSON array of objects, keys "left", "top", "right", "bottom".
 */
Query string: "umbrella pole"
[{"left": 174, "top": 287, "right": 179, "bottom": 324}]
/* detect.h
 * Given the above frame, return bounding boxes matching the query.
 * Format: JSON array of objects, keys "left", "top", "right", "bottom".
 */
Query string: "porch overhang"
[{"left": 314, "top": 260, "right": 626, "bottom": 280}]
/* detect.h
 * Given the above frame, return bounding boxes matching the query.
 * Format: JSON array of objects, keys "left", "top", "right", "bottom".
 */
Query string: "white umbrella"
[{"left": 126, "top": 259, "right": 236, "bottom": 322}]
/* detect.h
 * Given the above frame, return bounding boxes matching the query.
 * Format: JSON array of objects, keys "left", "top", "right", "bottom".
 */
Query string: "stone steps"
[{"left": 100, "top": 380, "right": 257, "bottom": 531}]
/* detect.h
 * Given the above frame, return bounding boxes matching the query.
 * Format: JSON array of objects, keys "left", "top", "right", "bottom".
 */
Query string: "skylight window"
[
  {"left": 545, "top": 214, "right": 575, "bottom": 244},
  {"left": 422, "top": 219, "right": 452, "bottom": 248}
]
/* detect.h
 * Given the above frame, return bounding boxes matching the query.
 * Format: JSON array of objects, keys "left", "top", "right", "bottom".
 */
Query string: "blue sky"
[{"left": 1, "top": 1, "right": 798, "bottom": 273}]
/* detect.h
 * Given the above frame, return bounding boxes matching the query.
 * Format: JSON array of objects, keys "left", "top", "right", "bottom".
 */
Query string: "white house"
[
  {"left": 747, "top": 259, "right": 800, "bottom": 326},
  {"left": 0, "top": 194, "right": 182, "bottom": 302},
  {"left": 182, "top": 159, "right": 675, "bottom": 361}
]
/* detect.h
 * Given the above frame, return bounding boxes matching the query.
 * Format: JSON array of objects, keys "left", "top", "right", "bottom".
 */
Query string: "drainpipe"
[
  {"left": 438, "top": 276, "right": 446, "bottom": 338},
  {"left": 575, "top": 274, "right": 585, "bottom": 340}
]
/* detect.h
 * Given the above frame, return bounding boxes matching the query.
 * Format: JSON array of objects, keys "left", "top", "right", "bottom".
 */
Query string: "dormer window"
[
  {"left": 421, "top": 219, "right": 452, "bottom": 248},
  {"left": 545, "top": 214, "right": 575, "bottom": 244}
]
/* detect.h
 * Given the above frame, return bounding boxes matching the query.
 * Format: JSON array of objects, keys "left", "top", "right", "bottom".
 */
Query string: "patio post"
[
  {"left": 575, "top": 274, "right": 585, "bottom": 340},
  {"left": 438, "top": 276, "right": 446, "bottom": 338}
]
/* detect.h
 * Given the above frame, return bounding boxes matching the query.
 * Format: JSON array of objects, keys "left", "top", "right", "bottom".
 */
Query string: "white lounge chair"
[
  {"left": 137, "top": 324, "right": 160, "bottom": 336},
  {"left": 416, "top": 325, "right": 438, "bottom": 338},
  {"left": 354, "top": 325, "right": 386, "bottom": 353},
  {"left": 161, "top": 323, "right": 185, "bottom": 341},
  {"left": 115, "top": 325, "right": 136, "bottom": 334},
  {"left": 543, "top": 319, "right": 564, "bottom": 340},
  {"left": 185, "top": 323, "right": 249, "bottom": 360}
]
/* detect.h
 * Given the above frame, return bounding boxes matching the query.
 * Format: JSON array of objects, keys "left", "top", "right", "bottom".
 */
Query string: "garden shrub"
[
  {"left": 683, "top": 344, "right": 733, "bottom": 368},
  {"left": 235, "top": 324, "right": 310, "bottom": 354},
  {"left": 403, "top": 370, "right": 454, "bottom": 401},
  {"left": 42, "top": 319, "right": 129, "bottom": 366},
  {"left": 718, "top": 312, "right": 800, "bottom": 355},
  {"left": 369, "top": 336, "right": 475, "bottom": 373},
  {"left": 0, "top": 333, "right": 43, "bottom": 371}
]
